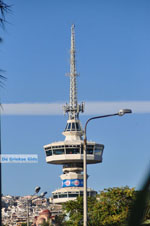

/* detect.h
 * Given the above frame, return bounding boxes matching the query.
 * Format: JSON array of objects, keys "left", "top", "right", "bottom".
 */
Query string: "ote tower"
[{"left": 44, "top": 25, "right": 104, "bottom": 204}]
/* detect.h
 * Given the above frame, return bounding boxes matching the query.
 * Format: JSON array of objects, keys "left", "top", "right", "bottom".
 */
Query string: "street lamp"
[
  {"left": 83, "top": 109, "right": 132, "bottom": 226},
  {"left": 27, "top": 187, "right": 47, "bottom": 226},
  {"left": 34, "top": 186, "right": 41, "bottom": 194},
  {"left": 40, "top": 191, "right": 48, "bottom": 197}
]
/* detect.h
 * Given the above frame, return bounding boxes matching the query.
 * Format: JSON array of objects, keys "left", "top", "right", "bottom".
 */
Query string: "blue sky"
[{"left": 1, "top": 0, "right": 150, "bottom": 196}]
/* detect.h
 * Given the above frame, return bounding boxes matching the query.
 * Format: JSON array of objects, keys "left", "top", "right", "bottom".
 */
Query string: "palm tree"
[
  {"left": 0, "top": 0, "right": 9, "bottom": 84},
  {"left": 0, "top": 1, "right": 10, "bottom": 225},
  {"left": 0, "top": 0, "right": 9, "bottom": 27}
]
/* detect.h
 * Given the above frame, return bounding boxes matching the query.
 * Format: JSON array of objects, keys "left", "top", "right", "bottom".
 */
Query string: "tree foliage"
[
  {"left": 0, "top": 0, "right": 10, "bottom": 28},
  {"left": 55, "top": 214, "right": 66, "bottom": 226},
  {"left": 41, "top": 221, "right": 50, "bottom": 226},
  {"left": 62, "top": 196, "right": 84, "bottom": 225},
  {"left": 61, "top": 184, "right": 150, "bottom": 226},
  {"left": 127, "top": 173, "right": 150, "bottom": 226},
  {"left": 90, "top": 187, "right": 135, "bottom": 226},
  {"left": 19, "top": 183, "right": 149, "bottom": 226},
  {"left": 0, "top": 0, "right": 10, "bottom": 84},
  {"left": 62, "top": 187, "right": 136, "bottom": 226}
]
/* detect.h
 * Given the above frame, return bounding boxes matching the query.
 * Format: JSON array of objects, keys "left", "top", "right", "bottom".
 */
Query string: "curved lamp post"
[
  {"left": 83, "top": 109, "right": 132, "bottom": 226},
  {"left": 27, "top": 187, "right": 47, "bottom": 226}
]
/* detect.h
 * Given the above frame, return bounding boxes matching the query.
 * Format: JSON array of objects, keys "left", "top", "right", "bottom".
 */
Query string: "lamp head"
[
  {"left": 118, "top": 109, "right": 132, "bottom": 116},
  {"left": 34, "top": 186, "right": 41, "bottom": 194},
  {"left": 40, "top": 191, "right": 47, "bottom": 197}
]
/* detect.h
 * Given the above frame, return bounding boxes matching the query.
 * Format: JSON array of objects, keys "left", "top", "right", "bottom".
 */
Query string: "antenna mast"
[{"left": 64, "top": 24, "right": 84, "bottom": 120}]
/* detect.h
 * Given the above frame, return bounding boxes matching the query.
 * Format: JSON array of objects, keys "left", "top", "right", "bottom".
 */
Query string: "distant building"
[{"left": 33, "top": 209, "right": 53, "bottom": 226}]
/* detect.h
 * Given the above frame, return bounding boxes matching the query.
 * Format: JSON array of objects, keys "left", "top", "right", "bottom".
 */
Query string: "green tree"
[
  {"left": 55, "top": 214, "right": 66, "bottom": 226},
  {"left": 0, "top": 0, "right": 9, "bottom": 25},
  {"left": 127, "top": 172, "right": 150, "bottom": 226},
  {"left": 0, "top": 1, "right": 10, "bottom": 225},
  {"left": 21, "top": 223, "right": 32, "bottom": 226},
  {"left": 41, "top": 220, "right": 51, "bottom": 226},
  {"left": 62, "top": 196, "right": 96, "bottom": 226},
  {"left": 0, "top": 0, "right": 9, "bottom": 83},
  {"left": 62, "top": 187, "right": 136, "bottom": 226},
  {"left": 91, "top": 186, "right": 135, "bottom": 226}
]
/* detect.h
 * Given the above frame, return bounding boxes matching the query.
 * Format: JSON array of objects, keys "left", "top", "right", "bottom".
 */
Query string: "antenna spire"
[{"left": 64, "top": 24, "right": 84, "bottom": 120}]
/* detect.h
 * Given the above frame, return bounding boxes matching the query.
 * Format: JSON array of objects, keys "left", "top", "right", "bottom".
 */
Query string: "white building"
[{"left": 44, "top": 25, "right": 104, "bottom": 204}]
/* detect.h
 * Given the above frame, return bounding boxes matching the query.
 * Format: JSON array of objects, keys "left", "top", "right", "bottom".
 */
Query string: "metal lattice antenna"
[{"left": 64, "top": 25, "right": 84, "bottom": 120}]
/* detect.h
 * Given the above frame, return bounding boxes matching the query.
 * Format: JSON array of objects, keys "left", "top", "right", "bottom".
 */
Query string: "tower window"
[
  {"left": 81, "top": 144, "right": 94, "bottom": 154},
  {"left": 72, "top": 123, "right": 75, "bottom": 130},
  {"left": 94, "top": 149, "right": 102, "bottom": 155},
  {"left": 76, "top": 123, "right": 81, "bottom": 131},
  {"left": 53, "top": 195, "right": 58, "bottom": 199},
  {"left": 68, "top": 193, "right": 78, "bottom": 198},
  {"left": 53, "top": 149, "right": 64, "bottom": 155},
  {"left": 87, "top": 149, "right": 93, "bottom": 154},
  {"left": 66, "top": 148, "right": 79, "bottom": 154},
  {"left": 46, "top": 150, "right": 52, "bottom": 156},
  {"left": 94, "top": 145, "right": 104, "bottom": 155},
  {"left": 68, "top": 123, "right": 71, "bottom": 130},
  {"left": 59, "top": 193, "right": 67, "bottom": 198},
  {"left": 65, "top": 123, "right": 71, "bottom": 131}
]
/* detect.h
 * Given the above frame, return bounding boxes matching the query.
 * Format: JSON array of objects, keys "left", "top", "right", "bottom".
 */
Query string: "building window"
[
  {"left": 94, "top": 149, "right": 102, "bottom": 155},
  {"left": 76, "top": 123, "right": 80, "bottom": 131},
  {"left": 46, "top": 150, "right": 52, "bottom": 156},
  {"left": 81, "top": 144, "right": 94, "bottom": 154},
  {"left": 53, "top": 149, "right": 64, "bottom": 155},
  {"left": 72, "top": 123, "right": 75, "bottom": 130},
  {"left": 59, "top": 194, "right": 67, "bottom": 198},
  {"left": 45, "top": 147, "right": 51, "bottom": 150},
  {"left": 66, "top": 123, "right": 71, "bottom": 131},
  {"left": 53, "top": 195, "right": 58, "bottom": 199},
  {"left": 68, "top": 193, "right": 78, "bottom": 198},
  {"left": 94, "top": 145, "right": 104, "bottom": 155},
  {"left": 66, "top": 148, "right": 79, "bottom": 154},
  {"left": 87, "top": 149, "right": 93, "bottom": 154}
]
